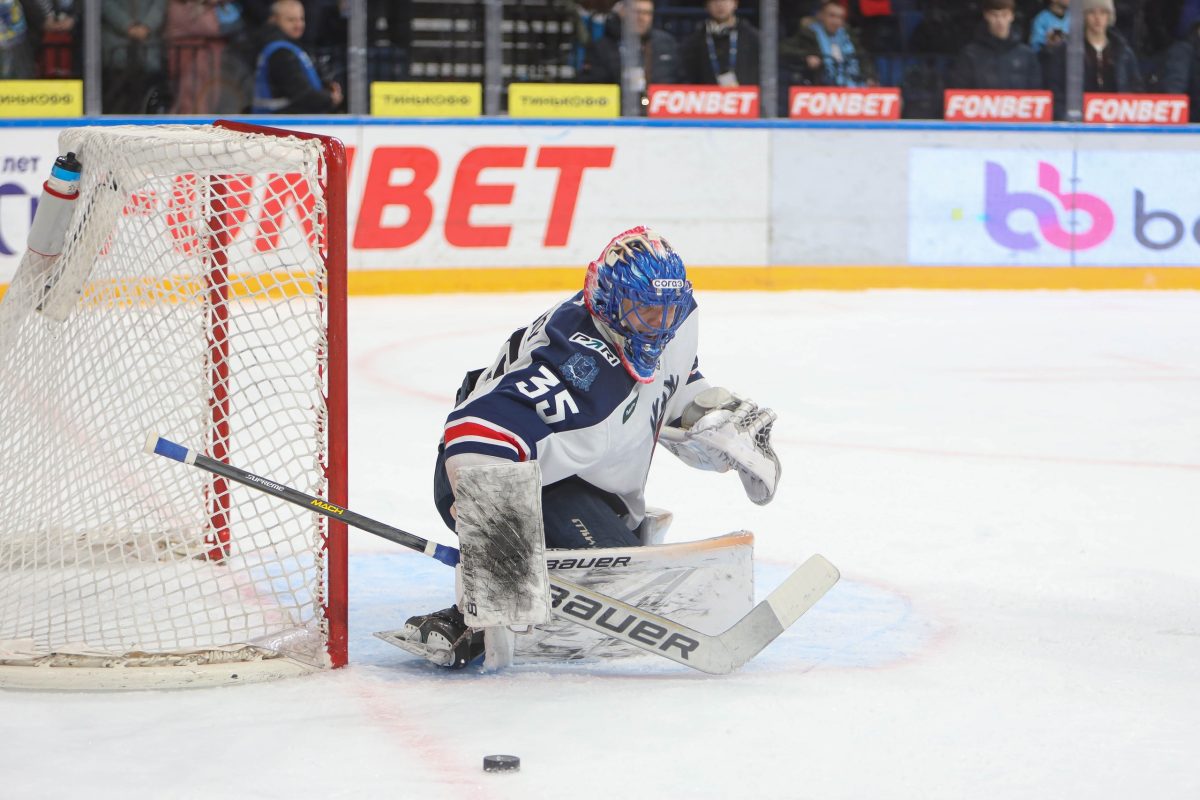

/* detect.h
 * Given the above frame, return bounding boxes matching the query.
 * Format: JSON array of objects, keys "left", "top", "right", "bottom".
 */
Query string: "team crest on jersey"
[
  {"left": 568, "top": 332, "right": 620, "bottom": 367},
  {"left": 560, "top": 353, "right": 599, "bottom": 391}
]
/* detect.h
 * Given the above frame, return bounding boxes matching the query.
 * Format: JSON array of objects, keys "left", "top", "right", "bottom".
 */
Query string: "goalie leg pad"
[{"left": 455, "top": 461, "right": 552, "bottom": 628}]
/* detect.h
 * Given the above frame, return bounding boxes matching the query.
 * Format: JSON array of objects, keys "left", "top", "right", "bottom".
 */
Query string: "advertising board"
[
  {"left": 0, "top": 124, "right": 770, "bottom": 284},
  {"left": 3, "top": 121, "right": 1200, "bottom": 291},
  {"left": 909, "top": 147, "right": 1200, "bottom": 266}
]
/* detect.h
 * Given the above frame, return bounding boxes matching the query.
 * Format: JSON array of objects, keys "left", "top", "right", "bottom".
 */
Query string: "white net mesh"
[{"left": 0, "top": 124, "right": 342, "bottom": 675}]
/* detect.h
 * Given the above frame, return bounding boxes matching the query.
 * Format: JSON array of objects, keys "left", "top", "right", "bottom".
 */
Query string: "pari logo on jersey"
[
  {"left": 984, "top": 161, "right": 1116, "bottom": 251},
  {"left": 568, "top": 332, "right": 620, "bottom": 367}
]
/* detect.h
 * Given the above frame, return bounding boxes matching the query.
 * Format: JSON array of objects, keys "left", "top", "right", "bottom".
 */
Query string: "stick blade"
[
  {"left": 766, "top": 554, "right": 840, "bottom": 629},
  {"left": 718, "top": 553, "right": 840, "bottom": 669}
]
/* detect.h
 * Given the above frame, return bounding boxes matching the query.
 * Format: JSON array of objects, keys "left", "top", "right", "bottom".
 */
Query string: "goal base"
[{"left": 0, "top": 657, "right": 322, "bottom": 691}]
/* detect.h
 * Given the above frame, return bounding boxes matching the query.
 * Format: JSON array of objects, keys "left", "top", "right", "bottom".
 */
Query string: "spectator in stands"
[
  {"left": 242, "top": 0, "right": 314, "bottom": 39},
  {"left": 779, "top": 0, "right": 877, "bottom": 87},
  {"left": 1162, "top": 21, "right": 1200, "bottom": 121},
  {"left": 1142, "top": 0, "right": 1190, "bottom": 55},
  {"left": 579, "top": 0, "right": 679, "bottom": 98},
  {"left": 572, "top": 0, "right": 614, "bottom": 72},
  {"left": 163, "top": 0, "right": 244, "bottom": 114},
  {"left": 1043, "top": 0, "right": 1142, "bottom": 117},
  {"left": 1178, "top": 0, "right": 1200, "bottom": 38},
  {"left": 0, "top": 0, "right": 42, "bottom": 78},
  {"left": 679, "top": 0, "right": 760, "bottom": 86},
  {"left": 252, "top": 0, "right": 342, "bottom": 113},
  {"left": 908, "top": 0, "right": 979, "bottom": 54},
  {"left": 102, "top": 0, "right": 169, "bottom": 112},
  {"left": 950, "top": 0, "right": 1042, "bottom": 89},
  {"left": 1029, "top": 0, "right": 1070, "bottom": 52},
  {"left": 39, "top": 0, "right": 77, "bottom": 78}
]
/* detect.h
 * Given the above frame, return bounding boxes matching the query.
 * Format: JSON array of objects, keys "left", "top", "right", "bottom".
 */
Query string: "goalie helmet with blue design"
[{"left": 584, "top": 226, "right": 693, "bottom": 383}]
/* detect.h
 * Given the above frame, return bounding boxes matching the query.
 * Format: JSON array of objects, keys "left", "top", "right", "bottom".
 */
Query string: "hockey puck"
[{"left": 483, "top": 754, "right": 520, "bottom": 773}]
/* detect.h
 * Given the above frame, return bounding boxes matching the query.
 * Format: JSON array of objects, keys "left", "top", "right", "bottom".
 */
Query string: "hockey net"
[{"left": 0, "top": 122, "right": 347, "bottom": 689}]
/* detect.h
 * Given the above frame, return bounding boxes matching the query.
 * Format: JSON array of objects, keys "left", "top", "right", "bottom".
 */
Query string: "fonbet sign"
[
  {"left": 1083, "top": 94, "right": 1189, "bottom": 125},
  {"left": 788, "top": 87, "right": 900, "bottom": 120},
  {"left": 943, "top": 90, "right": 1053, "bottom": 122},
  {"left": 647, "top": 86, "right": 759, "bottom": 119},
  {"left": 909, "top": 147, "right": 1200, "bottom": 266}
]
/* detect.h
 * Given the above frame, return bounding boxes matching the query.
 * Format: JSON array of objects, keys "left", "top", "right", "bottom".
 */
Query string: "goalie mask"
[{"left": 584, "top": 226, "right": 693, "bottom": 382}]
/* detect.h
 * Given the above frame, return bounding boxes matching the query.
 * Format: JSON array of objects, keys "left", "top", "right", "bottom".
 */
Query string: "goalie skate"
[{"left": 376, "top": 606, "right": 484, "bottom": 669}]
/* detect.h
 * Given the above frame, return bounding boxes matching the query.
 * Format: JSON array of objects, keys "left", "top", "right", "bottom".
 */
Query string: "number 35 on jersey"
[{"left": 516, "top": 365, "right": 579, "bottom": 424}]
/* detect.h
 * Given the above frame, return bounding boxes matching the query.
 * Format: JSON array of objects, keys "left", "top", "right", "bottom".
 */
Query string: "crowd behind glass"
[{"left": 2, "top": 0, "right": 1199, "bottom": 119}]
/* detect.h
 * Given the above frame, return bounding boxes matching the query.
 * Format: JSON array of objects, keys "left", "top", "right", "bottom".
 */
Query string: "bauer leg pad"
[{"left": 455, "top": 462, "right": 552, "bottom": 628}]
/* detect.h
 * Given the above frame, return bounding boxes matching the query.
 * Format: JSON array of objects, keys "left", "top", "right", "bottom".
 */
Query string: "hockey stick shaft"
[
  {"left": 146, "top": 434, "right": 839, "bottom": 674},
  {"left": 145, "top": 434, "right": 460, "bottom": 567}
]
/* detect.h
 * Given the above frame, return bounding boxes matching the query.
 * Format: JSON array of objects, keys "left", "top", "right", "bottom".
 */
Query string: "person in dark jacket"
[
  {"left": 579, "top": 0, "right": 680, "bottom": 88},
  {"left": 679, "top": 0, "right": 760, "bottom": 86},
  {"left": 950, "top": 0, "right": 1042, "bottom": 89},
  {"left": 1, "top": 0, "right": 47, "bottom": 78},
  {"left": 252, "top": 0, "right": 342, "bottom": 113},
  {"left": 779, "top": 0, "right": 877, "bottom": 87},
  {"left": 1043, "top": 0, "right": 1141, "bottom": 117},
  {"left": 1162, "top": 21, "right": 1200, "bottom": 121}
]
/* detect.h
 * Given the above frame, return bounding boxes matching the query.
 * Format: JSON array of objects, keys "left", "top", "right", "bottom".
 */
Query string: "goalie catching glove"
[{"left": 658, "top": 387, "right": 781, "bottom": 505}]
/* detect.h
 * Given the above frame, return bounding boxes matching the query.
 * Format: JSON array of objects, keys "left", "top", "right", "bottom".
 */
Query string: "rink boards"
[{"left": 3, "top": 118, "right": 1200, "bottom": 291}]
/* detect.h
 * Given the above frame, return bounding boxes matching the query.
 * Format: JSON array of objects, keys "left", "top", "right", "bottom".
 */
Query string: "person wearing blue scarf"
[
  {"left": 252, "top": 0, "right": 342, "bottom": 113},
  {"left": 780, "top": 0, "right": 877, "bottom": 88},
  {"left": 1029, "top": 0, "right": 1070, "bottom": 52}
]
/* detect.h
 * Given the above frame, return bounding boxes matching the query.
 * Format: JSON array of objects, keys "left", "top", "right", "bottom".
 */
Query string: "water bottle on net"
[
  {"left": 25, "top": 151, "right": 83, "bottom": 321},
  {"left": 27, "top": 151, "right": 82, "bottom": 263}
]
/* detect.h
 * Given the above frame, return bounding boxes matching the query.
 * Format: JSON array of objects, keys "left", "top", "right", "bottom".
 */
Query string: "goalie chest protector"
[{"left": 442, "top": 292, "right": 706, "bottom": 528}]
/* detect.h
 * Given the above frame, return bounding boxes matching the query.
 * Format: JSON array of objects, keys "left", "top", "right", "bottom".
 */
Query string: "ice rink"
[{"left": 3, "top": 290, "right": 1198, "bottom": 799}]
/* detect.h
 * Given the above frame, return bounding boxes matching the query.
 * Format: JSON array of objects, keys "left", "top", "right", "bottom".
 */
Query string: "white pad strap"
[{"left": 455, "top": 462, "right": 552, "bottom": 627}]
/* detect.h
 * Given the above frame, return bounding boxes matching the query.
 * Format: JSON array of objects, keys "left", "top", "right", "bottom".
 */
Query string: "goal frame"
[
  {"left": 214, "top": 120, "right": 349, "bottom": 673},
  {"left": 0, "top": 120, "right": 349, "bottom": 689}
]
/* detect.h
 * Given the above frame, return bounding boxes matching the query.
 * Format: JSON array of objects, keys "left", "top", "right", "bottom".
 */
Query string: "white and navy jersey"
[{"left": 442, "top": 291, "right": 708, "bottom": 528}]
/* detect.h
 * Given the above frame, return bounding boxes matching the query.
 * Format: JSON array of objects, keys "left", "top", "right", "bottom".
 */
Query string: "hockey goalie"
[{"left": 386, "top": 226, "right": 783, "bottom": 669}]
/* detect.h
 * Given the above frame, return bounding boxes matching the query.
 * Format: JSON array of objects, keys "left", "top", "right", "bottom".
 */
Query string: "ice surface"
[{"left": 2, "top": 290, "right": 1198, "bottom": 799}]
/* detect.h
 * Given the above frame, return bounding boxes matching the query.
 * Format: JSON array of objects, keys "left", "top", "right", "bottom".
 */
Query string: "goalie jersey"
[{"left": 440, "top": 291, "right": 709, "bottom": 528}]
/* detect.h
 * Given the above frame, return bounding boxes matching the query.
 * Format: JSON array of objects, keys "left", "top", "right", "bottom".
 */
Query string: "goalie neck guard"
[{"left": 583, "top": 226, "right": 693, "bottom": 383}]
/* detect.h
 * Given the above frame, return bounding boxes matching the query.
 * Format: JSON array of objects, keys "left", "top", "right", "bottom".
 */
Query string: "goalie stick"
[{"left": 145, "top": 434, "right": 840, "bottom": 675}]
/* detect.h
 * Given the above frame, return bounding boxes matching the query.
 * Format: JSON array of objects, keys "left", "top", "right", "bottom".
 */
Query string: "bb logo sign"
[{"left": 984, "top": 161, "right": 1114, "bottom": 251}]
